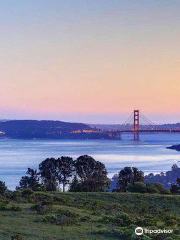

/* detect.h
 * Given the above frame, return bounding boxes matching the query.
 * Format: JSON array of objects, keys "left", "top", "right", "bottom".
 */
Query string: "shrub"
[
  {"left": 11, "top": 235, "right": 24, "bottom": 240},
  {"left": 160, "top": 188, "right": 171, "bottom": 194},
  {"left": 43, "top": 209, "right": 78, "bottom": 226},
  {"left": 126, "top": 183, "right": 134, "bottom": 192},
  {"left": 146, "top": 184, "right": 159, "bottom": 193},
  {"left": 132, "top": 182, "right": 147, "bottom": 193},
  {"left": 166, "top": 219, "right": 178, "bottom": 226},
  {"left": 57, "top": 209, "right": 79, "bottom": 218},
  {"left": 12, "top": 191, "right": 23, "bottom": 202},
  {"left": 4, "top": 189, "right": 13, "bottom": 198},
  {"left": 43, "top": 214, "right": 57, "bottom": 223},
  {"left": 35, "top": 201, "right": 53, "bottom": 215},
  {"left": 79, "top": 216, "right": 90, "bottom": 222},
  {"left": 95, "top": 227, "right": 109, "bottom": 235},
  {"left": 10, "top": 205, "right": 22, "bottom": 212},
  {"left": 0, "top": 200, "right": 9, "bottom": 210},
  {"left": 100, "top": 212, "right": 134, "bottom": 226},
  {"left": 150, "top": 183, "right": 164, "bottom": 192},
  {"left": 148, "top": 182, "right": 171, "bottom": 194},
  {"left": 22, "top": 188, "right": 34, "bottom": 197}
]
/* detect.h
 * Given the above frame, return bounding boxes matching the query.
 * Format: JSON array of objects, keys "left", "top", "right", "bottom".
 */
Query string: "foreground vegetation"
[
  {"left": 0, "top": 191, "right": 180, "bottom": 240},
  {"left": 0, "top": 155, "right": 179, "bottom": 239}
]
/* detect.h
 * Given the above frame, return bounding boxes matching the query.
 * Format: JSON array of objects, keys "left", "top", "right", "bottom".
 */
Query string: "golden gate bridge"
[{"left": 105, "top": 110, "right": 180, "bottom": 141}]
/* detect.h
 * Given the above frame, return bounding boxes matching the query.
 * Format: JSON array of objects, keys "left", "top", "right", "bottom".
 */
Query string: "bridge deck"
[{"left": 112, "top": 129, "right": 180, "bottom": 133}]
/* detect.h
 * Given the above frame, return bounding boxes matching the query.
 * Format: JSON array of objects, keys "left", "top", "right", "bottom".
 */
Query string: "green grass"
[{"left": 0, "top": 192, "right": 180, "bottom": 240}]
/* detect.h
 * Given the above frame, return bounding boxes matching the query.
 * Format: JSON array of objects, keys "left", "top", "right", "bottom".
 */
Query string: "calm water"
[{"left": 1, "top": 133, "right": 180, "bottom": 189}]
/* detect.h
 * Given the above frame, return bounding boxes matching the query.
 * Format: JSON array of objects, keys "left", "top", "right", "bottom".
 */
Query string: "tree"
[
  {"left": 117, "top": 167, "right": 133, "bottom": 192},
  {"left": 0, "top": 181, "right": 7, "bottom": 194},
  {"left": 56, "top": 157, "right": 75, "bottom": 192},
  {"left": 17, "top": 168, "right": 41, "bottom": 191},
  {"left": 73, "top": 155, "right": 109, "bottom": 192},
  {"left": 177, "top": 178, "right": 180, "bottom": 187},
  {"left": 69, "top": 175, "right": 81, "bottom": 192},
  {"left": 150, "top": 182, "right": 170, "bottom": 194},
  {"left": 171, "top": 178, "right": 180, "bottom": 194},
  {"left": 131, "top": 182, "right": 147, "bottom": 193},
  {"left": 91, "top": 160, "right": 110, "bottom": 191},
  {"left": 172, "top": 164, "right": 178, "bottom": 171},
  {"left": 171, "top": 184, "right": 179, "bottom": 194},
  {"left": 39, "top": 158, "right": 58, "bottom": 191},
  {"left": 132, "top": 167, "right": 144, "bottom": 184},
  {"left": 117, "top": 167, "right": 144, "bottom": 192}
]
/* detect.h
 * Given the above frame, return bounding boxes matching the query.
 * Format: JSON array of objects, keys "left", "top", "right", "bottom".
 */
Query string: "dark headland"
[
  {"left": 167, "top": 144, "right": 180, "bottom": 151},
  {"left": 0, "top": 120, "right": 111, "bottom": 140}
]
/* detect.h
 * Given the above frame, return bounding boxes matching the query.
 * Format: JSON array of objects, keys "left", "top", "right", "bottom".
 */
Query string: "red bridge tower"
[{"left": 134, "top": 110, "right": 139, "bottom": 141}]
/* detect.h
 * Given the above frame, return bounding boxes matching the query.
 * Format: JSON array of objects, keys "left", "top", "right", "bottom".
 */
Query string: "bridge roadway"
[{"left": 108, "top": 129, "right": 180, "bottom": 133}]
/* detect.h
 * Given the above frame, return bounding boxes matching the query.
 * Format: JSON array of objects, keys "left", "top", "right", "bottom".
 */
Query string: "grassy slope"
[{"left": 0, "top": 192, "right": 180, "bottom": 240}]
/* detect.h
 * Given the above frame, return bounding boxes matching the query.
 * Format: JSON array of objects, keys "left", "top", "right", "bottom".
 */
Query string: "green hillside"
[{"left": 0, "top": 192, "right": 180, "bottom": 240}]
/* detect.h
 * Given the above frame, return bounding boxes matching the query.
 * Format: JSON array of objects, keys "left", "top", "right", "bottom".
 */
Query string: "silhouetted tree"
[
  {"left": 177, "top": 178, "right": 180, "bottom": 187},
  {"left": 39, "top": 158, "right": 58, "bottom": 191},
  {"left": 56, "top": 157, "right": 75, "bottom": 192},
  {"left": 0, "top": 181, "right": 7, "bottom": 194},
  {"left": 171, "top": 184, "right": 179, "bottom": 194},
  {"left": 72, "top": 155, "right": 109, "bottom": 192},
  {"left": 172, "top": 164, "right": 178, "bottom": 171},
  {"left": 133, "top": 167, "right": 144, "bottom": 184},
  {"left": 117, "top": 167, "right": 144, "bottom": 192},
  {"left": 171, "top": 178, "right": 180, "bottom": 194},
  {"left": 69, "top": 175, "right": 81, "bottom": 192},
  {"left": 17, "top": 168, "right": 41, "bottom": 191},
  {"left": 117, "top": 167, "right": 133, "bottom": 192}
]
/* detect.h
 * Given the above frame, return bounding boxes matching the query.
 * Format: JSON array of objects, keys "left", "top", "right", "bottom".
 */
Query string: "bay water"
[{"left": 0, "top": 133, "right": 180, "bottom": 189}]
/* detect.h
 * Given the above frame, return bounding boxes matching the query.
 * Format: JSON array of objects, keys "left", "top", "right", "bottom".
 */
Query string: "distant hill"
[{"left": 0, "top": 120, "right": 110, "bottom": 139}]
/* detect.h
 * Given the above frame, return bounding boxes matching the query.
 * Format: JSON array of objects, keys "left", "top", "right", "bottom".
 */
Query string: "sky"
[{"left": 0, "top": 0, "right": 180, "bottom": 124}]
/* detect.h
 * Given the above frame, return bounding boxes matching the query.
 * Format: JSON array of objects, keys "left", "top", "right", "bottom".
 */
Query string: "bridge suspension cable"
[
  {"left": 122, "top": 110, "right": 156, "bottom": 128},
  {"left": 109, "top": 109, "right": 180, "bottom": 141},
  {"left": 123, "top": 112, "right": 134, "bottom": 125},
  {"left": 139, "top": 111, "right": 156, "bottom": 126}
]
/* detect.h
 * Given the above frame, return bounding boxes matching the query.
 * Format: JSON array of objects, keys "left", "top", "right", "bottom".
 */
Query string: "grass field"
[{"left": 0, "top": 192, "right": 180, "bottom": 240}]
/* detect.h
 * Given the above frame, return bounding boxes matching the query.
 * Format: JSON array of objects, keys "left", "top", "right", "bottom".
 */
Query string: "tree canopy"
[
  {"left": 117, "top": 167, "right": 144, "bottom": 192},
  {"left": 17, "top": 168, "right": 41, "bottom": 191},
  {"left": 70, "top": 155, "right": 110, "bottom": 192}
]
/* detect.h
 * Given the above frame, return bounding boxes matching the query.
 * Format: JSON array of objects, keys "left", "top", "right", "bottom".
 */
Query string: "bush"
[
  {"left": 79, "top": 216, "right": 90, "bottom": 222},
  {"left": 100, "top": 212, "right": 134, "bottom": 226},
  {"left": 35, "top": 201, "right": 53, "bottom": 215},
  {"left": 57, "top": 209, "right": 79, "bottom": 218},
  {"left": 126, "top": 183, "right": 134, "bottom": 192},
  {"left": 11, "top": 235, "right": 24, "bottom": 240},
  {"left": 132, "top": 182, "right": 147, "bottom": 193},
  {"left": 166, "top": 219, "right": 178, "bottom": 226},
  {"left": 0, "top": 200, "right": 9, "bottom": 210},
  {"left": 10, "top": 205, "right": 22, "bottom": 212},
  {"left": 22, "top": 188, "right": 34, "bottom": 197},
  {"left": 160, "top": 188, "right": 171, "bottom": 194},
  {"left": 43, "top": 210, "right": 78, "bottom": 226},
  {"left": 151, "top": 183, "right": 164, "bottom": 192}
]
